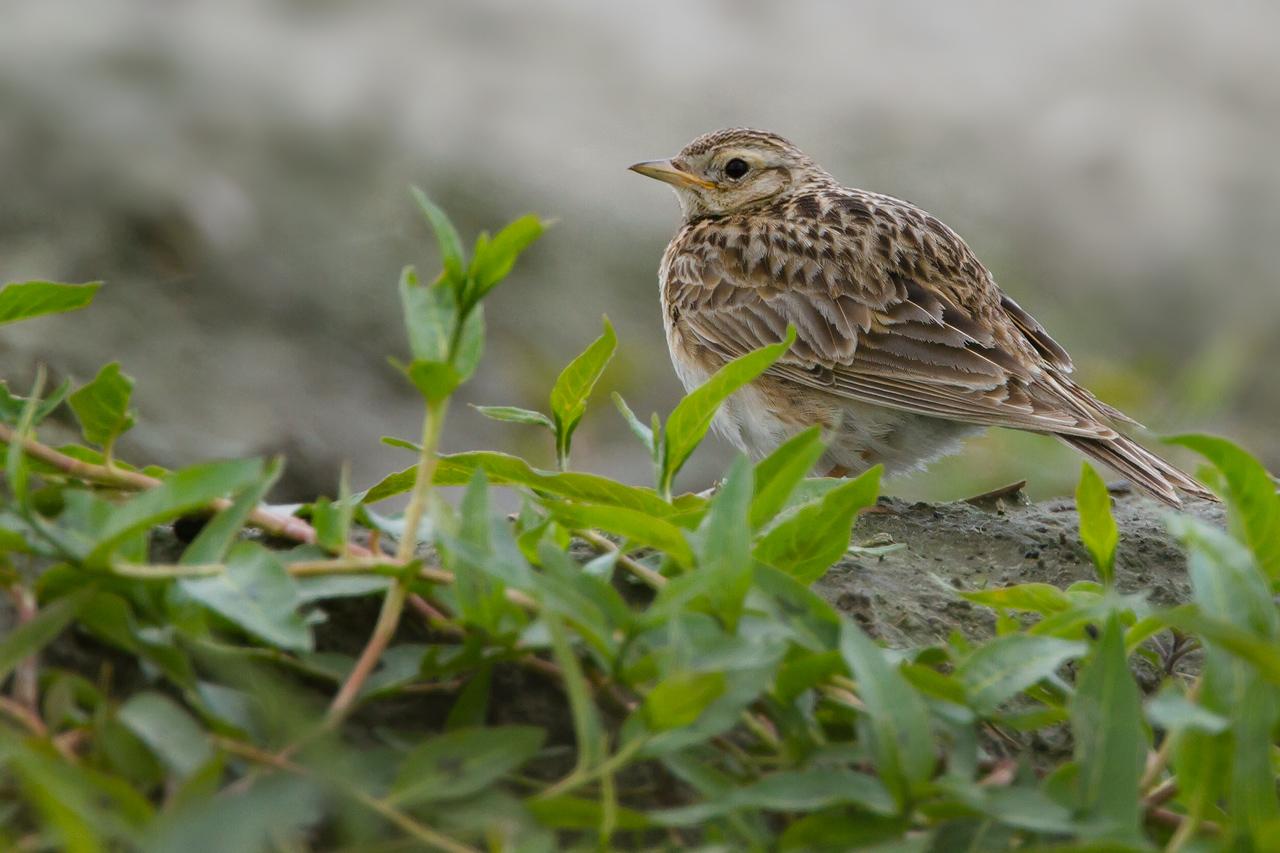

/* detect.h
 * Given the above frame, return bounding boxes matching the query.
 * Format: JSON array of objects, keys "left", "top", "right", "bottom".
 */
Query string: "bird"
[{"left": 629, "top": 128, "right": 1215, "bottom": 507}]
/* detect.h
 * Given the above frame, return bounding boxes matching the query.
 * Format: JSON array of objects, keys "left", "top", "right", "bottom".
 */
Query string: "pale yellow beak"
[{"left": 628, "top": 159, "right": 716, "bottom": 190}]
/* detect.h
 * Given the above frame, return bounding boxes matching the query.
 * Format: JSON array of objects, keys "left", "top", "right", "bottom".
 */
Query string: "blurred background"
[{"left": 2, "top": 0, "right": 1277, "bottom": 503}]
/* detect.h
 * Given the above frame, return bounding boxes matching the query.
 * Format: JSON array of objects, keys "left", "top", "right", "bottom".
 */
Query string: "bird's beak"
[{"left": 628, "top": 159, "right": 715, "bottom": 190}]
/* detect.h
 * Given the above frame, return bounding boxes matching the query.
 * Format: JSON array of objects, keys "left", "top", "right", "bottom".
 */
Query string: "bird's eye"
[{"left": 724, "top": 158, "right": 750, "bottom": 180}]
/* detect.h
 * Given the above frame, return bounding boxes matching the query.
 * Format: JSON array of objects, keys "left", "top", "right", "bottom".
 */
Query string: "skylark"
[{"left": 631, "top": 128, "right": 1214, "bottom": 506}]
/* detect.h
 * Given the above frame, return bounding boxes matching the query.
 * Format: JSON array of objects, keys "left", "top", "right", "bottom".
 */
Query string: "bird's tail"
[{"left": 1059, "top": 433, "right": 1218, "bottom": 508}]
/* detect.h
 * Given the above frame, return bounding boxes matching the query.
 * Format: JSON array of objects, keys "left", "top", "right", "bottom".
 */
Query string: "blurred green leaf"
[
  {"left": 453, "top": 302, "right": 485, "bottom": 383},
  {"left": 1075, "top": 463, "right": 1118, "bottom": 585},
  {"left": 839, "top": 620, "right": 934, "bottom": 808},
  {"left": 750, "top": 427, "right": 825, "bottom": 529},
  {"left": 956, "top": 635, "right": 1085, "bottom": 715},
  {"left": 960, "top": 583, "right": 1073, "bottom": 614},
  {"left": 661, "top": 326, "right": 795, "bottom": 495},
  {"left": 0, "top": 280, "right": 101, "bottom": 325},
  {"left": 1230, "top": 678, "right": 1280, "bottom": 847},
  {"left": 693, "top": 455, "right": 754, "bottom": 628},
  {"left": 1145, "top": 684, "right": 1228, "bottom": 734},
  {"left": 178, "top": 541, "right": 311, "bottom": 652},
  {"left": 180, "top": 459, "right": 282, "bottom": 565},
  {"left": 410, "top": 186, "right": 466, "bottom": 284},
  {"left": 0, "top": 587, "right": 95, "bottom": 684},
  {"left": 549, "top": 317, "right": 616, "bottom": 466},
  {"left": 1070, "top": 613, "right": 1145, "bottom": 843},
  {"left": 117, "top": 692, "right": 213, "bottom": 779},
  {"left": 527, "top": 795, "right": 649, "bottom": 830},
  {"left": 473, "top": 405, "right": 554, "bottom": 430},
  {"left": 399, "top": 358, "right": 462, "bottom": 403},
  {"left": 543, "top": 500, "right": 694, "bottom": 568},
  {"left": 390, "top": 725, "right": 545, "bottom": 805},
  {"left": 753, "top": 466, "right": 881, "bottom": 584},
  {"left": 85, "top": 459, "right": 265, "bottom": 565},
  {"left": 1170, "top": 434, "right": 1280, "bottom": 579},
  {"left": 546, "top": 614, "right": 605, "bottom": 779},
  {"left": 68, "top": 362, "right": 136, "bottom": 452},
  {"left": 467, "top": 214, "right": 545, "bottom": 305},
  {"left": 0, "top": 378, "right": 71, "bottom": 427},
  {"left": 398, "top": 266, "right": 456, "bottom": 361},
  {"left": 365, "top": 450, "right": 691, "bottom": 520},
  {"left": 611, "top": 392, "right": 656, "bottom": 459},
  {"left": 643, "top": 671, "right": 726, "bottom": 731},
  {"left": 653, "top": 767, "right": 895, "bottom": 826}
]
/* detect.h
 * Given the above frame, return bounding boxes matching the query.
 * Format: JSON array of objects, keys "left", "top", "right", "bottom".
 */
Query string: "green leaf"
[
  {"left": 643, "top": 671, "right": 727, "bottom": 731},
  {"left": 178, "top": 541, "right": 311, "bottom": 652},
  {"left": 750, "top": 427, "right": 825, "bottom": 529},
  {"left": 472, "top": 405, "right": 554, "bottom": 430},
  {"left": 0, "top": 378, "right": 71, "bottom": 426},
  {"left": 117, "top": 692, "right": 213, "bottom": 779},
  {"left": 661, "top": 326, "right": 795, "bottom": 494},
  {"left": 410, "top": 187, "right": 466, "bottom": 284},
  {"left": 956, "top": 635, "right": 1086, "bottom": 715},
  {"left": 839, "top": 620, "right": 934, "bottom": 808},
  {"left": 467, "top": 214, "right": 545, "bottom": 305},
  {"left": 67, "top": 362, "right": 136, "bottom": 451},
  {"left": 0, "top": 280, "right": 101, "bottom": 325},
  {"left": 390, "top": 725, "right": 545, "bottom": 805},
  {"left": 691, "top": 455, "right": 754, "bottom": 627},
  {"left": 959, "top": 583, "right": 1073, "bottom": 614},
  {"left": 1076, "top": 463, "right": 1118, "bottom": 584},
  {"left": 1169, "top": 434, "right": 1280, "bottom": 579},
  {"left": 546, "top": 615, "right": 605, "bottom": 777},
  {"left": 0, "top": 587, "right": 96, "bottom": 683},
  {"left": 1070, "top": 613, "right": 1145, "bottom": 843},
  {"left": 653, "top": 768, "right": 896, "bottom": 826},
  {"left": 611, "top": 392, "right": 656, "bottom": 458},
  {"left": 365, "top": 451, "right": 692, "bottom": 520},
  {"left": 753, "top": 466, "right": 881, "bottom": 584},
  {"left": 398, "top": 266, "right": 457, "bottom": 361},
  {"left": 542, "top": 500, "right": 694, "bottom": 568},
  {"left": 526, "top": 795, "right": 649, "bottom": 830},
  {"left": 85, "top": 459, "right": 265, "bottom": 565},
  {"left": 399, "top": 358, "right": 462, "bottom": 403},
  {"left": 180, "top": 459, "right": 282, "bottom": 565},
  {"left": 549, "top": 317, "right": 617, "bottom": 465},
  {"left": 1145, "top": 684, "right": 1228, "bottom": 734},
  {"left": 1230, "top": 678, "right": 1280, "bottom": 846}
]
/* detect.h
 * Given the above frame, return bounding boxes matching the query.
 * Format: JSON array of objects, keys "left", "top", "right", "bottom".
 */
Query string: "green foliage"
[
  {"left": 1, "top": 196, "right": 1277, "bottom": 851},
  {"left": 1075, "top": 462, "right": 1118, "bottom": 584},
  {"left": 68, "top": 362, "right": 137, "bottom": 456},
  {"left": 0, "top": 280, "right": 101, "bottom": 325}
]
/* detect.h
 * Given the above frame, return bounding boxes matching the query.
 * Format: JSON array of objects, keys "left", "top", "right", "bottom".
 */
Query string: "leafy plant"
[{"left": 1, "top": 198, "right": 1278, "bottom": 852}]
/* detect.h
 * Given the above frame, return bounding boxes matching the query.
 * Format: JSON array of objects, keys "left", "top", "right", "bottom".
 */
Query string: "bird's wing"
[{"left": 666, "top": 190, "right": 1120, "bottom": 438}]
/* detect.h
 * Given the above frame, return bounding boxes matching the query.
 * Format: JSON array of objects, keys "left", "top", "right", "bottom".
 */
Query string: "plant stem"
[
  {"left": 0, "top": 424, "right": 347, "bottom": 555},
  {"left": 327, "top": 399, "right": 448, "bottom": 724},
  {"left": 577, "top": 529, "right": 666, "bottom": 589}
]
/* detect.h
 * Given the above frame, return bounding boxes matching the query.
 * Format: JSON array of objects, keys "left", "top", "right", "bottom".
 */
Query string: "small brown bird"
[{"left": 631, "top": 128, "right": 1214, "bottom": 506}]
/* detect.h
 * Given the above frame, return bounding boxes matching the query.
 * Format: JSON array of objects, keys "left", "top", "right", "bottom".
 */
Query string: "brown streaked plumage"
[{"left": 630, "top": 128, "right": 1215, "bottom": 506}]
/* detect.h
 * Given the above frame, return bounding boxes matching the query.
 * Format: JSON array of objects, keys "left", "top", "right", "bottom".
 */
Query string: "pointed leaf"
[
  {"left": 389, "top": 725, "right": 545, "bottom": 805},
  {"left": 750, "top": 426, "right": 825, "bottom": 529},
  {"left": 0, "top": 280, "right": 101, "bottom": 325},
  {"left": 549, "top": 317, "right": 616, "bottom": 462},
  {"left": 956, "top": 635, "right": 1086, "bottom": 715},
  {"left": 693, "top": 455, "right": 754, "bottom": 627},
  {"left": 754, "top": 466, "right": 881, "bottom": 584},
  {"left": 68, "top": 362, "right": 136, "bottom": 450},
  {"left": 661, "top": 326, "right": 795, "bottom": 493},
  {"left": 643, "top": 672, "right": 727, "bottom": 731},
  {"left": 472, "top": 405, "right": 553, "bottom": 430},
  {"left": 0, "top": 588, "right": 96, "bottom": 683},
  {"left": 1076, "top": 463, "right": 1118, "bottom": 584},
  {"left": 839, "top": 620, "right": 934, "bottom": 807},
  {"left": 467, "top": 214, "right": 545, "bottom": 303},
  {"left": 1071, "top": 614, "right": 1145, "bottom": 842},
  {"left": 1169, "top": 434, "right": 1280, "bottom": 579},
  {"left": 180, "top": 460, "right": 282, "bottom": 565},
  {"left": 178, "top": 541, "right": 311, "bottom": 652},
  {"left": 409, "top": 187, "right": 465, "bottom": 284},
  {"left": 117, "top": 692, "right": 213, "bottom": 779},
  {"left": 612, "top": 392, "right": 655, "bottom": 457}
]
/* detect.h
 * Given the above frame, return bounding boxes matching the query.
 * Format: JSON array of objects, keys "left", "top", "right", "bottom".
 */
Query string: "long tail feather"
[{"left": 1059, "top": 434, "right": 1218, "bottom": 508}]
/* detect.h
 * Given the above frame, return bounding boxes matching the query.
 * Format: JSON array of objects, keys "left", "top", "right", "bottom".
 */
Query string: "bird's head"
[{"left": 630, "top": 128, "right": 832, "bottom": 221}]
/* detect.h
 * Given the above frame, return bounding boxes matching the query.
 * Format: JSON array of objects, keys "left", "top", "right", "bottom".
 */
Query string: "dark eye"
[{"left": 724, "top": 158, "right": 750, "bottom": 180}]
